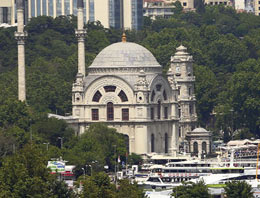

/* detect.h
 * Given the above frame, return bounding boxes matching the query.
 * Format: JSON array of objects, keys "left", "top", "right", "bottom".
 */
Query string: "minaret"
[
  {"left": 170, "top": 45, "right": 197, "bottom": 142},
  {"left": 15, "top": 0, "right": 28, "bottom": 102},
  {"left": 75, "top": 0, "right": 86, "bottom": 76}
]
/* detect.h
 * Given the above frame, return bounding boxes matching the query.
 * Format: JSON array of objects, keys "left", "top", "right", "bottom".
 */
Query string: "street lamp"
[
  {"left": 113, "top": 145, "right": 117, "bottom": 185},
  {"left": 82, "top": 167, "right": 85, "bottom": 180},
  {"left": 43, "top": 142, "right": 49, "bottom": 151},
  {"left": 58, "top": 137, "right": 63, "bottom": 149}
]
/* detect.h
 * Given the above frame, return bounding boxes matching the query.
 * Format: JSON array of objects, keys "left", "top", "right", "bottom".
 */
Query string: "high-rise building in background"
[
  {"left": 0, "top": 0, "right": 15, "bottom": 25},
  {"left": 0, "top": 0, "right": 143, "bottom": 30},
  {"left": 86, "top": 0, "right": 143, "bottom": 30}
]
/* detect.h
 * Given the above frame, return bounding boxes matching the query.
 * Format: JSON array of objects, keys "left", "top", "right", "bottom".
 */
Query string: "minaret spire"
[
  {"left": 15, "top": 0, "right": 28, "bottom": 102},
  {"left": 75, "top": 0, "right": 86, "bottom": 76}
]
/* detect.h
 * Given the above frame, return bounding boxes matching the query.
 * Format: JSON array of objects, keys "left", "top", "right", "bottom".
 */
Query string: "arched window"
[
  {"left": 92, "top": 90, "right": 102, "bottom": 102},
  {"left": 151, "top": 134, "right": 155, "bottom": 152},
  {"left": 151, "top": 90, "right": 155, "bottom": 102},
  {"left": 118, "top": 90, "right": 128, "bottom": 102},
  {"left": 202, "top": 142, "right": 207, "bottom": 154},
  {"left": 193, "top": 142, "right": 198, "bottom": 154},
  {"left": 163, "top": 90, "right": 167, "bottom": 100},
  {"left": 104, "top": 85, "right": 116, "bottom": 92},
  {"left": 157, "top": 100, "right": 161, "bottom": 119},
  {"left": 107, "top": 102, "right": 114, "bottom": 120},
  {"left": 156, "top": 84, "right": 162, "bottom": 91},
  {"left": 165, "top": 133, "right": 168, "bottom": 153}
]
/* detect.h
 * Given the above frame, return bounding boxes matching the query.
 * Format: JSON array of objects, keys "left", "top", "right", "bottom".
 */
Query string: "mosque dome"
[
  {"left": 192, "top": 128, "right": 208, "bottom": 133},
  {"left": 89, "top": 42, "right": 161, "bottom": 68}
]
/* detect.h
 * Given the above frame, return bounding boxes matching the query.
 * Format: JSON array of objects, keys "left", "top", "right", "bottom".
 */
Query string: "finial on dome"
[{"left": 122, "top": 32, "right": 127, "bottom": 43}]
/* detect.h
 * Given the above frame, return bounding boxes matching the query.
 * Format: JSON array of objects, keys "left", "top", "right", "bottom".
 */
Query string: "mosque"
[{"left": 15, "top": 0, "right": 212, "bottom": 157}]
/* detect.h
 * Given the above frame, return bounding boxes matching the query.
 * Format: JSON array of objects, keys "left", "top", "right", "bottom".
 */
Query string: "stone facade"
[
  {"left": 68, "top": 39, "right": 202, "bottom": 156},
  {"left": 169, "top": 45, "right": 197, "bottom": 144}
]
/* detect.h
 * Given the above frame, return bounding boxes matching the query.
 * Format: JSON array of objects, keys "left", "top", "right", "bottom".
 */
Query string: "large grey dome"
[{"left": 89, "top": 42, "right": 161, "bottom": 68}]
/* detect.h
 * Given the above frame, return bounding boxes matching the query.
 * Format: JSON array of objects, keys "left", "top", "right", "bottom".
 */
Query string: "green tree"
[
  {"left": 80, "top": 172, "right": 116, "bottom": 198},
  {"left": 0, "top": 144, "right": 75, "bottom": 197},
  {"left": 65, "top": 123, "right": 127, "bottom": 175},
  {"left": 194, "top": 65, "right": 218, "bottom": 125},
  {"left": 224, "top": 181, "right": 254, "bottom": 198},
  {"left": 172, "top": 181, "right": 211, "bottom": 198},
  {"left": 117, "top": 179, "right": 145, "bottom": 198}
]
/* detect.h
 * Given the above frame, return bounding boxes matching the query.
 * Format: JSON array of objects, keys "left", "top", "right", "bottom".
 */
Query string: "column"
[
  {"left": 75, "top": 0, "right": 86, "bottom": 76},
  {"left": 11, "top": 0, "right": 15, "bottom": 25},
  {"left": 53, "top": 0, "right": 57, "bottom": 18},
  {"left": 46, "top": 0, "right": 49, "bottom": 16},
  {"left": 134, "top": 126, "right": 148, "bottom": 154},
  {"left": 15, "top": 0, "right": 28, "bottom": 102},
  {"left": 70, "top": 0, "right": 73, "bottom": 15},
  {"left": 40, "top": 0, "right": 43, "bottom": 15},
  {"left": 170, "top": 123, "right": 178, "bottom": 156},
  {"left": 35, "top": 0, "right": 37, "bottom": 17},
  {"left": 61, "top": 0, "right": 65, "bottom": 15},
  {"left": 28, "top": 0, "right": 32, "bottom": 20}
]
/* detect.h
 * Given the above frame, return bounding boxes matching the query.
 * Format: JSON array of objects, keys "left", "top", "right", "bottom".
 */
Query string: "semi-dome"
[{"left": 89, "top": 42, "right": 161, "bottom": 68}]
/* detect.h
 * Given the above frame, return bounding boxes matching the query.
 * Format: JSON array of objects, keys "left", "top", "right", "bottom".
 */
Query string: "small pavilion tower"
[
  {"left": 15, "top": 0, "right": 28, "bottom": 102},
  {"left": 75, "top": 0, "right": 86, "bottom": 76}
]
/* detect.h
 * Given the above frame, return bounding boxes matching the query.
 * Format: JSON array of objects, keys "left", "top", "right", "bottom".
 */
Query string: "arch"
[
  {"left": 85, "top": 75, "right": 134, "bottom": 104},
  {"left": 107, "top": 102, "right": 114, "bottom": 120},
  {"left": 202, "top": 142, "right": 207, "bottom": 154},
  {"left": 165, "top": 133, "right": 168, "bottom": 153},
  {"left": 193, "top": 142, "right": 198, "bottom": 154},
  {"left": 151, "top": 134, "right": 155, "bottom": 152}
]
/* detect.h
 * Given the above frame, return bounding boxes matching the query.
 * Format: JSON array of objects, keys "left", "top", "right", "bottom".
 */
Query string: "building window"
[
  {"left": 188, "top": 87, "right": 192, "bottom": 96},
  {"left": 151, "top": 90, "right": 155, "bottom": 101},
  {"left": 224, "top": 1, "right": 227, "bottom": 5},
  {"left": 193, "top": 142, "right": 198, "bottom": 154},
  {"left": 157, "top": 100, "right": 161, "bottom": 119},
  {"left": 151, "top": 134, "right": 155, "bottom": 152},
  {"left": 178, "top": 105, "right": 181, "bottom": 118},
  {"left": 163, "top": 90, "right": 167, "bottom": 100},
  {"left": 156, "top": 84, "right": 162, "bottom": 91},
  {"left": 178, "top": 87, "right": 180, "bottom": 95},
  {"left": 151, "top": 107, "right": 154, "bottom": 120},
  {"left": 202, "top": 142, "right": 207, "bottom": 154},
  {"left": 122, "top": 108, "right": 129, "bottom": 121},
  {"left": 107, "top": 102, "right": 114, "bottom": 120},
  {"left": 165, "top": 133, "right": 168, "bottom": 153},
  {"left": 178, "top": 126, "right": 181, "bottom": 137},
  {"left": 164, "top": 106, "right": 168, "bottom": 119},
  {"left": 92, "top": 109, "right": 99, "bottom": 120},
  {"left": 92, "top": 90, "right": 102, "bottom": 102},
  {"left": 104, "top": 85, "right": 116, "bottom": 92},
  {"left": 118, "top": 90, "right": 128, "bottom": 102},
  {"left": 183, "top": 2, "right": 187, "bottom": 6},
  {"left": 189, "top": 104, "right": 193, "bottom": 115}
]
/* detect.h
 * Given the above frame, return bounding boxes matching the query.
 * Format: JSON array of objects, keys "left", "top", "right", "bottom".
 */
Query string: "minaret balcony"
[
  {"left": 15, "top": 31, "right": 28, "bottom": 41},
  {"left": 75, "top": 29, "right": 87, "bottom": 38}
]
